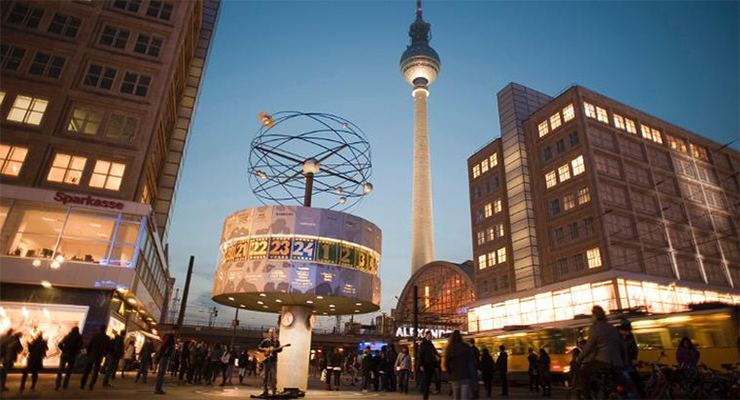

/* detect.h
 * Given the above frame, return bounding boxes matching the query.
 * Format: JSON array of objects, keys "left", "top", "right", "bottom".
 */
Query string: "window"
[
  {"left": 690, "top": 144, "right": 708, "bottom": 161},
  {"left": 487, "top": 252, "right": 496, "bottom": 267},
  {"left": 28, "top": 52, "right": 65, "bottom": 79},
  {"left": 570, "top": 131, "right": 579, "bottom": 146},
  {"left": 558, "top": 164, "right": 571, "bottom": 182},
  {"left": 550, "top": 113, "right": 562, "bottom": 130},
  {"left": 489, "top": 153, "right": 498, "bottom": 167},
  {"left": 625, "top": 118, "right": 637, "bottom": 134},
  {"left": 665, "top": 134, "right": 687, "bottom": 153},
  {"left": 546, "top": 171, "right": 557, "bottom": 188},
  {"left": 586, "top": 248, "right": 602, "bottom": 268},
  {"left": 113, "top": 0, "right": 141, "bottom": 12},
  {"left": 7, "top": 95, "right": 48, "bottom": 125},
  {"left": 497, "top": 247, "right": 507, "bottom": 263},
  {"left": 556, "top": 139, "right": 565, "bottom": 154},
  {"left": 99, "top": 25, "right": 130, "bottom": 49},
  {"left": 89, "top": 160, "right": 125, "bottom": 191},
  {"left": 613, "top": 114, "right": 625, "bottom": 130},
  {"left": 7, "top": 4, "right": 44, "bottom": 29},
  {"left": 67, "top": 107, "right": 103, "bottom": 135},
  {"left": 0, "top": 144, "right": 28, "bottom": 176},
  {"left": 563, "top": 104, "right": 575, "bottom": 122},
  {"left": 477, "top": 231, "right": 485, "bottom": 246},
  {"left": 476, "top": 209, "right": 484, "bottom": 222},
  {"left": 48, "top": 13, "right": 81, "bottom": 38},
  {"left": 538, "top": 121, "right": 549, "bottom": 137},
  {"left": 493, "top": 199, "right": 502, "bottom": 213},
  {"left": 584, "top": 217, "right": 594, "bottom": 234},
  {"left": 596, "top": 107, "right": 608, "bottom": 123},
  {"left": 484, "top": 203, "right": 492, "bottom": 218},
  {"left": 553, "top": 228, "right": 564, "bottom": 245},
  {"left": 571, "top": 155, "right": 585, "bottom": 176},
  {"left": 543, "top": 147, "right": 552, "bottom": 161},
  {"left": 584, "top": 102, "right": 596, "bottom": 119},
  {"left": 472, "top": 164, "right": 480, "bottom": 178},
  {"left": 146, "top": 1, "right": 173, "bottom": 20},
  {"left": 497, "top": 224, "right": 504, "bottom": 238},
  {"left": 577, "top": 187, "right": 590, "bottom": 204},
  {"left": 492, "top": 176, "right": 500, "bottom": 189},
  {"left": 555, "top": 258, "right": 568, "bottom": 276},
  {"left": 573, "top": 254, "right": 585, "bottom": 271},
  {"left": 1, "top": 45, "right": 27, "bottom": 70},
  {"left": 486, "top": 227, "right": 495, "bottom": 242},
  {"left": 569, "top": 222, "right": 579, "bottom": 239},
  {"left": 47, "top": 154, "right": 87, "bottom": 185},
  {"left": 478, "top": 255, "right": 487, "bottom": 270},
  {"left": 480, "top": 158, "right": 489, "bottom": 173},
  {"left": 640, "top": 124, "right": 651, "bottom": 140},
  {"left": 106, "top": 114, "right": 138, "bottom": 141},
  {"left": 563, "top": 194, "right": 575, "bottom": 210},
  {"left": 550, "top": 199, "right": 560, "bottom": 215},
  {"left": 84, "top": 64, "right": 117, "bottom": 90},
  {"left": 133, "top": 34, "right": 163, "bottom": 57},
  {"left": 650, "top": 128, "right": 663, "bottom": 144}
]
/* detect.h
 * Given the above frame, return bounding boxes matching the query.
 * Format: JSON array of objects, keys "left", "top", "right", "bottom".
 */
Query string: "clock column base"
[{"left": 276, "top": 304, "right": 313, "bottom": 392}]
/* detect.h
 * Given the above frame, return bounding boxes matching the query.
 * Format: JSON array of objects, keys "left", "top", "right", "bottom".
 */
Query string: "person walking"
[
  {"left": 219, "top": 346, "right": 232, "bottom": 386},
  {"left": 538, "top": 348, "right": 551, "bottom": 397},
  {"left": 136, "top": 338, "right": 155, "bottom": 383},
  {"left": 417, "top": 331, "right": 437, "bottom": 400},
  {"left": 566, "top": 341, "right": 584, "bottom": 399},
  {"left": 1, "top": 331, "right": 22, "bottom": 392},
  {"left": 331, "top": 348, "right": 343, "bottom": 391},
  {"left": 527, "top": 347, "right": 539, "bottom": 393},
  {"left": 178, "top": 341, "right": 191, "bottom": 385},
  {"left": 102, "top": 330, "right": 124, "bottom": 387},
  {"left": 122, "top": 339, "right": 136, "bottom": 378},
  {"left": 20, "top": 331, "right": 48, "bottom": 392},
  {"left": 207, "top": 343, "right": 222, "bottom": 385},
  {"left": 237, "top": 349, "right": 248, "bottom": 385},
  {"left": 394, "top": 345, "right": 411, "bottom": 394},
  {"left": 55, "top": 326, "right": 83, "bottom": 390},
  {"left": 480, "top": 348, "right": 494, "bottom": 398},
  {"left": 468, "top": 339, "right": 480, "bottom": 399},
  {"left": 496, "top": 345, "right": 508, "bottom": 396},
  {"left": 360, "top": 346, "right": 373, "bottom": 393},
  {"left": 444, "top": 330, "right": 473, "bottom": 400},
  {"left": 80, "top": 326, "right": 110, "bottom": 390},
  {"left": 387, "top": 345, "right": 397, "bottom": 392},
  {"left": 619, "top": 320, "right": 644, "bottom": 398},
  {"left": 154, "top": 330, "right": 176, "bottom": 395}
]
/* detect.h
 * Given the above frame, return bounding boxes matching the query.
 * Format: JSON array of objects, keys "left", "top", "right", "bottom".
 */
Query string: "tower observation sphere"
[{"left": 400, "top": 0, "right": 441, "bottom": 90}]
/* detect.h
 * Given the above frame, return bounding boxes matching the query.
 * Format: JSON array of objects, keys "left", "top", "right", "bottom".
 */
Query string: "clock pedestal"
[{"left": 276, "top": 304, "right": 313, "bottom": 391}]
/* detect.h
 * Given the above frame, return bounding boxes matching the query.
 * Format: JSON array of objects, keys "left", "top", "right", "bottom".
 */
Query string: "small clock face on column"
[{"left": 282, "top": 311, "right": 294, "bottom": 327}]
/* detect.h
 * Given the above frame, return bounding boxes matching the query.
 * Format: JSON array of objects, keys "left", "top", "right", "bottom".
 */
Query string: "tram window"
[
  {"left": 634, "top": 332, "right": 664, "bottom": 350},
  {"left": 667, "top": 326, "right": 692, "bottom": 348}
]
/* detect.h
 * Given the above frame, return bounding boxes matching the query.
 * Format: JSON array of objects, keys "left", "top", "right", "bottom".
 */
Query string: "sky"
[{"left": 166, "top": 0, "right": 739, "bottom": 329}]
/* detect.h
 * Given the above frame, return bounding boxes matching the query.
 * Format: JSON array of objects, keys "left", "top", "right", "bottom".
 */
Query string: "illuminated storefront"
[{"left": 468, "top": 271, "right": 740, "bottom": 333}]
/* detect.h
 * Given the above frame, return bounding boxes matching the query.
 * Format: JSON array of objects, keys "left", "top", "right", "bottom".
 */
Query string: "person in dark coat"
[
  {"left": 480, "top": 348, "right": 495, "bottom": 398},
  {"left": 577, "top": 306, "right": 626, "bottom": 397},
  {"left": 154, "top": 330, "right": 176, "bottom": 394},
  {"left": 538, "top": 348, "right": 551, "bottom": 397},
  {"left": 619, "top": 320, "right": 644, "bottom": 398},
  {"left": 136, "top": 338, "right": 155, "bottom": 383},
  {"left": 360, "top": 347, "right": 372, "bottom": 393},
  {"left": 80, "top": 325, "right": 110, "bottom": 390},
  {"left": 444, "top": 330, "right": 473, "bottom": 400},
  {"left": 178, "top": 341, "right": 191, "bottom": 384},
  {"left": 496, "top": 345, "right": 508, "bottom": 396},
  {"left": 1, "top": 331, "right": 23, "bottom": 391},
  {"left": 102, "top": 330, "right": 125, "bottom": 387},
  {"left": 676, "top": 336, "right": 700, "bottom": 369},
  {"left": 417, "top": 331, "right": 438, "bottom": 400},
  {"left": 527, "top": 347, "right": 539, "bottom": 393},
  {"left": 56, "top": 326, "right": 83, "bottom": 390},
  {"left": 468, "top": 339, "right": 480, "bottom": 399},
  {"left": 20, "top": 331, "right": 48, "bottom": 392}
]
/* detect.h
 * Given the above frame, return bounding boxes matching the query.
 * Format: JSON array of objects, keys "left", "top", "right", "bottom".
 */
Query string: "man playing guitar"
[{"left": 258, "top": 328, "right": 283, "bottom": 396}]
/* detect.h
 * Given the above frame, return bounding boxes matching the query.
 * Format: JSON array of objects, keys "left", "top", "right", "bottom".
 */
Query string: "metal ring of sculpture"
[{"left": 248, "top": 111, "right": 373, "bottom": 211}]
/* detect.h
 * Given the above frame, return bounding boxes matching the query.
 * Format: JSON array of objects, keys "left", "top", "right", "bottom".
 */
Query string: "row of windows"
[
  {"left": 543, "top": 132, "right": 579, "bottom": 162},
  {"left": 476, "top": 224, "right": 505, "bottom": 246},
  {"left": 473, "top": 175, "right": 501, "bottom": 200},
  {"left": 477, "top": 199, "right": 503, "bottom": 221},
  {"left": 114, "top": 0, "right": 174, "bottom": 22},
  {"left": 84, "top": 63, "right": 152, "bottom": 97},
  {"left": 0, "top": 144, "right": 126, "bottom": 192},
  {"left": 7, "top": 4, "right": 80, "bottom": 38},
  {"left": 545, "top": 155, "right": 585, "bottom": 189},
  {"left": 477, "top": 247, "right": 507, "bottom": 270},
  {"left": 471, "top": 152, "right": 499, "bottom": 179},
  {"left": 550, "top": 187, "right": 590, "bottom": 216},
  {"left": 1, "top": 45, "right": 67, "bottom": 80},
  {"left": 552, "top": 217, "right": 595, "bottom": 246},
  {"left": 584, "top": 101, "right": 711, "bottom": 162},
  {"left": 538, "top": 104, "right": 575, "bottom": 138},
  {"left": 553, "top": 248, "right": 602, "bottom": 277},
  {"left": 0, "top": 92, "right": 138, "bottom": 141},
  {"left": 99, "top": 24, "right": 164, "bottom": 58},
  {"left": 479, "top": 273, "right": 509, "bottom": 295}
]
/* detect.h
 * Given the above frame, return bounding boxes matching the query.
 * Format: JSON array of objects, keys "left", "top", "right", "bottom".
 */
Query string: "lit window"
[
  {"left": 47, "top": 153, "right": 87, "bottom": 185},
  {"left": 486, "top": 228, "right": 495, "bottom": 242},
  {"left": 497, "top": 247, "right": 507, "bottom": 264},
  {"left": 113, "top": 0, "right": 141, "bottom": 12},
  {"left": 487, "top": 251, "right": 496, "bottom": 266},
  {"left": 146, "top": 1, "right": 173, "bottom": 21},
  {"left": 89, "top": 160, "right": 125, "bottom": 191},
  {"left": 489, "top": 153, "right": 498, "bottom": 167},
  {"left": 84, "top": 64, "right": 117, "bottom": 90},
  {"left": 666, "top": 134, "right": 687, "bottom": 153},
  {"left": 562, "top": 104, "right": 575, "bottom": 122},
  {"left": 651, "top": 128, "right": 663, "bottom": 144},
  {"left": 106, "top": 114, "right": 138, "bottom": 141},
  {"left": 7, "top": 3, "right": 44, "bottom": 29},
  {"left": 7, "top": 95, "right": 48, "bottom": 126},
  {"left": 538, "top": 121, "right": 549, "bottom": 137},
  {"left": 481, "top": 159, "right": 489, "bottom": 173},
  {"left": 472, "top": 164, "right": 480, "bottom": 178},
  {"left": 586, "top": 248, "right": 602, "bottom": 268},
  {"left": 584, "top": 102, "right": 596, "bottom": 119},
  {"left": 484, "top": 203, "right": 493, "bottom": 218},
  {"left": 690, "top": 144, "right": 708, "bottom": 161},
  {"left": 28, "top": 52, "right": 66, "bottom": 79},
  {"left": 613, "top": 114, "right": 625, "bottom": 130},
  {"left": 571, "top": 155, "right": 585, "bottom": 176},
  {"left": 640, "top": 124, "right": 652, "bottom": 139},
  {"left": 596, "top": 107, "right": 608, "bottom": 123},
  {"left": 558, "top": 164, "right": 571, "bottom": 182},
  {"left": 134, "top": 34, "right": 163, "bottom": 57},
  {"left": 120, "top": 72, "right": 151, "bottom": 97},
  {"left": 563, "top": 194, "right": 575, "bottom": 210},
  {"left": 546, "top": 171, "right": 557, "bottom": 188},
  {"left": 0, "top": 92, "right": 5, "bottom": 105},
  {"left": 497, "top": 224, "right": 504, "bottom": 238},
  {"left": 0, "top": 144, "right": 29, "bottom": 176},
  {"left": 478, "top": 255, "right": 487, "bottom": 270},
  {"left": 477, "top": 231, "right": 485, "bottom": 246},
  {"left": 625, "top": 118, "right": 637, "bottom": 134},
  {"left": 1, "top": 45, "right": 27, "bottom": 70},
  {"left": 578, "top": 187, "right": 590, "bottom": 204},
  {"left": 48, "top": 13, "right": 81, "bottom": 38},
  {"left": 99, "top": 25, "right": 131, "bottom": 49},
  {"left": 493, "top": 199, "right": 502, "bottom": 213},
  {"left": 550, "top": 113, "right": 562, "bottom": 130},
  {"left": 67, "top": 107, "right": 103, "bottom": 135}
]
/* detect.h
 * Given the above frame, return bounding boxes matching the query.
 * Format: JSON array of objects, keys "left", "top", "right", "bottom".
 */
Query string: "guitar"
[{"left": 259, "top": 343, "right": 291, "bottom": 358}]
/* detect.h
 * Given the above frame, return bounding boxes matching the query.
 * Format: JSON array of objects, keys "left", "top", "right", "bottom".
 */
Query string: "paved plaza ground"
[{"left": 3, "top": 373, "right": 567, "bottom": 400}]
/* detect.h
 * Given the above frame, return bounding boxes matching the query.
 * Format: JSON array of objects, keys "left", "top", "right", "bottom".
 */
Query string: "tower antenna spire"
[{"left": 416, "top": 0, "right": 422, "bottom": 19}]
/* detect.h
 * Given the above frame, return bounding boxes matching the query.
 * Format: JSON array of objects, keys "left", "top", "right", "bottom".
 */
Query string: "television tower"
[{"left": 400, "top": 0, "right": 440, "bottom": 274}]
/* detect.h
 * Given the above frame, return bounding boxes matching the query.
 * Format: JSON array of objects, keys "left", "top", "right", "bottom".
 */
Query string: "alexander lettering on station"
[{"left": 54, "top": 191, "right": 125, "bottom": 210}]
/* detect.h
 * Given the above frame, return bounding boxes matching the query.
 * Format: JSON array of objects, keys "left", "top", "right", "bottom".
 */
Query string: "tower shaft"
[{"left": 411, "top": 88, "right": 435, "bottom": 274}]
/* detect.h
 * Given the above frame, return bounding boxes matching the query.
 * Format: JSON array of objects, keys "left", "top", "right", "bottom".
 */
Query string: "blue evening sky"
[{"left": 167, "top": 1, "right": 739, "bottom": 328}]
